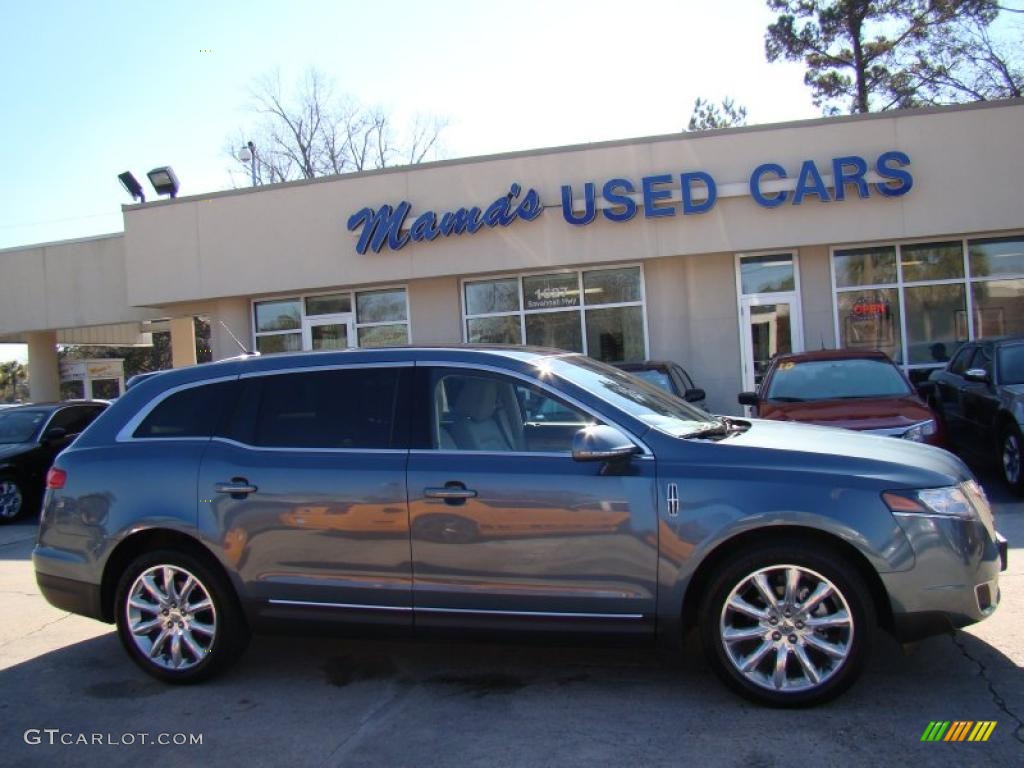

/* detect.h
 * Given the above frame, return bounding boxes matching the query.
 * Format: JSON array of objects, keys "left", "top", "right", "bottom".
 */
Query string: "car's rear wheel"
[
  {"left": 999, "top": 424, "right": 1024, "bottom": 495},
  {"left": 0, "top": 478, "right": 25, "bottom": 522},
  {"left": 700, "top": 544, "right": 874, "bottom": 707},
  {"left": 114, "top": 549, "right": 249, "bottom": 683}
]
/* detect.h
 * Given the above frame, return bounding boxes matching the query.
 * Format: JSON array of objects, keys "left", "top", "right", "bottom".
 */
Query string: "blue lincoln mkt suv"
[{"left": 34, "top": 347, "right": 1007, "bottom": 706}]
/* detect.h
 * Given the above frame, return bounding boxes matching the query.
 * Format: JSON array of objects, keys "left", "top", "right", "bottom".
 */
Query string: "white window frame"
[
  {"left": 459, "top": 263, "right": 650, "bottom": 361},
  {"left": 251, "top": 284, "right": 411, "bottom": 353},
  {"left": 829, "top": 231, "right": 1024, "bottom": 375}
]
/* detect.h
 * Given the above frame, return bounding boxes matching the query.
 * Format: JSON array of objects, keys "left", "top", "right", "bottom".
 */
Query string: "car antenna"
[
  {"left": 820, "top": 333, "right": 826, "bottom": 351},
  {"left": 218, "top": 320, "right": 258, "bottom": 356}
]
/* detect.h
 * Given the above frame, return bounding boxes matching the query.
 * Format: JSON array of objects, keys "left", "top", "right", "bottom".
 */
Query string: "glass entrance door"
[
  {"left": 302, "top": 314, "right": 354, "bottom": 351},
  {"left": 741, "top": 297, "right": 802, "bottom": 390}
]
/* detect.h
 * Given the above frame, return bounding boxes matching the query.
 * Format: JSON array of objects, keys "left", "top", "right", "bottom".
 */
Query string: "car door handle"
[
  {"left": 424, "top": 486, "right": 477, "bottom": 500},
  {"left": 215, "top": 481, "right": 258, "bottom": 496}
]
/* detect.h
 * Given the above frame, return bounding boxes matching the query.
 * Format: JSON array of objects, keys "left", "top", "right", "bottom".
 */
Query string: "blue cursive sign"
[{"left": 347, "top": 183, "right": 543, "bottom": 254}]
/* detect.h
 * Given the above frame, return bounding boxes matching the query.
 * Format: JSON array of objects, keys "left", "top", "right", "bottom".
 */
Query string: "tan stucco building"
[{"left": 2, "top": 99, "right": 1023, "bottom": 413}]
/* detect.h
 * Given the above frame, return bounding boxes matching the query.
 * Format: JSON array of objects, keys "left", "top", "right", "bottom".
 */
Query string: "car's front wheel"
[
  {"left": 114, "top": 549, "right": 249, "bottom": 683},
  {"left": 999, "top": 423, "right": 1024, "bottom": 495},
  {"left": 700, "top": 544, "right": 874, "bottom": 707}
]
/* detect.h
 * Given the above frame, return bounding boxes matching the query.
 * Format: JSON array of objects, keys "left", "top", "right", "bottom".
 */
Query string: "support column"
[
  {"left": 169, "top": 317, "right": 198, "bottom": 368},
  {"left": 26, "top": 331, "right": 60, "bottom": 402},
  {"left": 208, "top": 298, "right": 253, "bottom": 361}
]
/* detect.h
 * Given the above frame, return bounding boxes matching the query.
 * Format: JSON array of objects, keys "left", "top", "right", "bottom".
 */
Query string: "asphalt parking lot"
[{"left": 1, "top": 466, "right": 1021, "bottom": 768}]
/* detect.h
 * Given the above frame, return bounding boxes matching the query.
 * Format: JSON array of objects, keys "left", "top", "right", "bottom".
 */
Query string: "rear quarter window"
[{"left": 133, "top": 381, "right": 236, "bottom": 438}]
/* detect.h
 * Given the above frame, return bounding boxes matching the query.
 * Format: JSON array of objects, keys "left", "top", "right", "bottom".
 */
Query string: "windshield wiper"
[{"left": 769, "top": 396, "right": 806, "bottom": 402}]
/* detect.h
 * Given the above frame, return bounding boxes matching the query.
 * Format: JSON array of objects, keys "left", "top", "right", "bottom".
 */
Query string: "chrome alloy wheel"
[
  {"left": 719, "top": 565, "right": 854, "bottom": 692},
  {"left": 126, "top": 565, "right": 217, "bottom": 671},
  {"left": 0, "top": 480, "right": 22, "bottom": 519},
  {"left": 1003, "top": 431, "right": 1021, "bottom": 486}
]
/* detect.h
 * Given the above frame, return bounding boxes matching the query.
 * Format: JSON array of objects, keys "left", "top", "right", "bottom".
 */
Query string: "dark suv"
[
  {"left": 930, "top": 337, "right": 1024, "bottom": 493},
  {"left": 34, "top": 347, "right": 1005, "bottom": 706}
]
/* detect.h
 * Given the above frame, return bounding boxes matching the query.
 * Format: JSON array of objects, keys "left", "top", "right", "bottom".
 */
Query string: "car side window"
[
  {"left": 134, "top": 381, "right": 235, "bottom": 438},
  {"left": 969, "top": 347, "right": 993, "bottom": 378},
  {"left": 429, "top": 369, "right": 595, "bottom": 453},
  {"left": 247, "top": 367, "right": 407, "bottom": 449},
  {"left": 49, "top": 405, "right": 105, "bottom": 436},
  {"left": 948, "top": 346, "right": 974, "bottom": 376}
]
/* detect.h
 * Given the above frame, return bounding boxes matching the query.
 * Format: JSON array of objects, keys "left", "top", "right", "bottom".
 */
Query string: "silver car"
[{"left": 34, "top": 347, "right": 1007, "bottom": 706}]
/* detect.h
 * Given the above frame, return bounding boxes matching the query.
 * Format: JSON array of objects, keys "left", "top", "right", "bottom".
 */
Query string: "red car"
[{"left": 738, "top": 349, "right": 945, "bottom": 446}]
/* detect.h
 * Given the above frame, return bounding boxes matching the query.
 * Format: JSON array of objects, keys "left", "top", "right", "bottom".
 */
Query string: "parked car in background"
[
  {"left": 0, "top": 401, "right": 108, "bottom": 521},
  {"left": 930, "top": 336, "right": 1024, "bottom": 494},
  {"left": 35, "top": 346, "right": 1005, "bottom": 706},
  {"left": 614, "top": 361, "right": 706, "bottom": 409},
  {"left": 738, "top": 349, "right": 943, "bottom": 446}
]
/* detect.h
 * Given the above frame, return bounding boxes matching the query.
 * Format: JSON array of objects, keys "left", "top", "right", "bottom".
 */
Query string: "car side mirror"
[
  {"left": 738, "top": 392, "right": 759, "bottom": 407},
  {"left": 42, "top": 426, "right": 67, "bottom": 443},
  {"left": 683, "top": 388, "right": 706, "bottom": 403},
  {"left": 963, "top": 368, "right": 989, "bottom": 383},
  {"left": 572, "top": 425, "right": 639, "bottom": 463}
]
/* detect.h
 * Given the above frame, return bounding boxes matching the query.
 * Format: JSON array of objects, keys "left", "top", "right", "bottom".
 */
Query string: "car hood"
[
  {"left": 705, "top": 418, "right": 968, "bottom": 488},
  {"left": 759, "top": 396, "right": 933, "bottom": 431},
  {"left": 0, "top": 442, "right": 34, "bottom": 462}
]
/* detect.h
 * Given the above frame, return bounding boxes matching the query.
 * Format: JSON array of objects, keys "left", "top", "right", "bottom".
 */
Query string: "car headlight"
[
  {"left": 882, "top": 483, "right": 978, "bottom": 520},
  {"left": 902, "top": 419, "right": 937, "bottom": 442}
]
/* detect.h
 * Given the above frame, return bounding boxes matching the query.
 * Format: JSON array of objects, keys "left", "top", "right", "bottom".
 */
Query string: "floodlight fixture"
[
  {"left": 118, "top": 171, "right": 145, "bottom": 203},
  {"left": 147, "top": 166, "right": 180, "bottom": 199}
]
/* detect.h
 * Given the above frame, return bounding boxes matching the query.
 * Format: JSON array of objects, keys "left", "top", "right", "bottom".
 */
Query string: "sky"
[{"left": 0, "top": 0, "right": 1019, "bottom": 364}]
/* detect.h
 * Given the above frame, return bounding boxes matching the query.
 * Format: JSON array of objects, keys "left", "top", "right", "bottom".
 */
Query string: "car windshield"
[
  {"left": 766, "top": 358, "right": 911, "bottom": 401},
  {"left": 998, "top": 344, "right": 1024, "bottom": 385},
  {"left": 628, "top": 369, "right": 673, "bottom": 393},
  {"left": 0, "top": 408, "right": 49, "bottom": 443},
  {"left": 545, "top": 355, "right": 713, "bottom": 437}
]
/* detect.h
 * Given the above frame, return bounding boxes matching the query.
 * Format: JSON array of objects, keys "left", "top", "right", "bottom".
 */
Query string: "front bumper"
[{"left": 882, "top": 515, "right": 1004, "bottom": 642}]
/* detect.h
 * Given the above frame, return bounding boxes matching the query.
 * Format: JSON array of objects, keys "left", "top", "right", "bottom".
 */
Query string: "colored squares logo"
[{"left": 920, "top": 721, "right": 997, "bottom": 742}]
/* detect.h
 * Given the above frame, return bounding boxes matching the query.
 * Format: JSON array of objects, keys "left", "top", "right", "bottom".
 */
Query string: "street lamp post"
[{"left": 239, "top": 141, "right": 257, "bottom": 187}]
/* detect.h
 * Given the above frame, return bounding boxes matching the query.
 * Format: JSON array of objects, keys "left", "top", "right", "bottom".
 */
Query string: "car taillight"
[{"left": 46, "top": 468, "right": 67, "bottom": 490}]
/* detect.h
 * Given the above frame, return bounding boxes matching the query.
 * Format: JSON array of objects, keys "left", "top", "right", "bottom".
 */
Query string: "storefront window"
[
  {"left": 465, "top": 278, "right": 519, "bottom": 315},
  {"left": 466, "top": 315, "right": 521, "bottom": 344},
  {"left": 463, "top": 266, "right": 647, "bottom": 363},
  {"left": 969, "top": 236, "right": 1024, "bottom": 278},
  {"left": 356, "top": 289, "right": 407, "bottom": 323},
  {"left": 836, "top": 289, "right": 902, "bottom": 363},
  {"left": 740, "top": 254, "right": 795, "bottom": 294},
  {"left": 904, "top": 284, "right": 966, "bottom": 364},
  {"left": 900, "top": 241, "right": 964, "bottom": 282},
  {"left": 254, "top": 286, "right": 409, "bottom": 353},
  {"left": 255, "top": 299, "right": 301, "bottom": 332},
  {"left": 972, "top": 279, "right": 1024, "bottom": 337},
  {"left": 832, "top": 234, "right": 1024, "bottom": 380},
  {"left": 834, "top": 246, "right": 897, "bottom": 288},
  {"left": 305, "top": 293, "right": 351, "bottom": 315},
  {"left": 255, "top": 332, "right": 303, "bottom": 354}
]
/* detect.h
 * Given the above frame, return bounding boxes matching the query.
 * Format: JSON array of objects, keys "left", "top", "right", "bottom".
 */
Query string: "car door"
[
  {"left": 935, "top": 344, "right": 974, "bottom": 446},
  {"left": 28, "top": 405, "right": 104, "bottom": 488},
  {"left": 960, "top": 346, "right": 999, "bottom": 448},
  {"left": 406, "top": 365, "right": 658, "bottom": 633},
  {"left": 197, "top": 364, "right": 413, "bottom": 626}
]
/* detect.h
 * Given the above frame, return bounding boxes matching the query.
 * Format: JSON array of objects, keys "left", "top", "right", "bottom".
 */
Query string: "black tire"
[
  {"left": 998, "top": 423, "right": 1024, "bottom": 496},
  {"left": 114, "top": 549, "right": 249, "bottom": 684},
  {"left": 0, "top": 476, "right": 26, "bottom": 523},
  {"left": 699, "top": 543, "right": 875, "bottom": 707}
]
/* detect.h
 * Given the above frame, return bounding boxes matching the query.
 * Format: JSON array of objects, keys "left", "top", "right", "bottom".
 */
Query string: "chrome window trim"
[
  {"left": 268, "top": 598, "right": 643, "bottom": 620},
  {"left": 115, "top": 374, "right": 240, "bottom": 443},
  {"left": 238, "top": 360, "right": 413, "bottom": 379},
  {"left": 414, "top": 359, "right": 653, "bottom": 457},
  {"left": 212, "top": 436, "right": 408, "bottom": 454}
]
